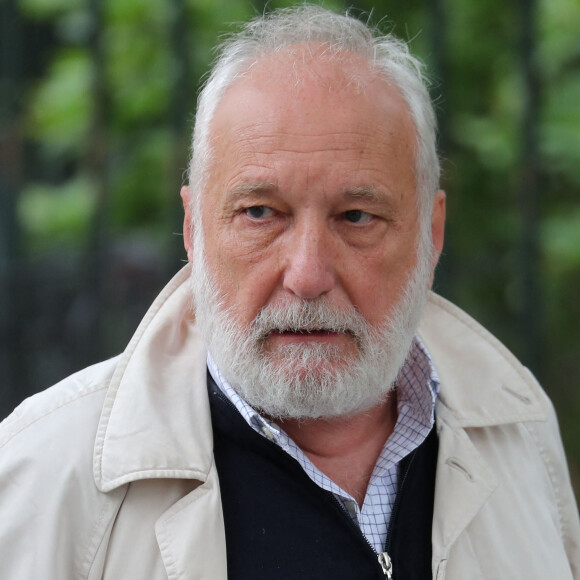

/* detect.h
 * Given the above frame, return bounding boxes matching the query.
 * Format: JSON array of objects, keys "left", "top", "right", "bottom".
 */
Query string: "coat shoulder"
[
  {"left": 421, "top": 294, "right": 580, "bottom": 577},
  {"left": 419, "top": 293, "right": 552, "bottom": 425},
  {"left": 0, "top": 357, "right": 117, "bottom": 447},
  {"left": 0, "top": 357, "right": 125, "bottom": 580}
]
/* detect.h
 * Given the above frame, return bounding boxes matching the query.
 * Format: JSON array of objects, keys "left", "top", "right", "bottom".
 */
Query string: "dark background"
[{"left": 1, "top": 0, "right": 579, "bottom": 499}]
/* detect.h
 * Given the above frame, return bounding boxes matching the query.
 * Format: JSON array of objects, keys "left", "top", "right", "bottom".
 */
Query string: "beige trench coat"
[{"left": 1, "top": 266, "right": 579, "bottom": 579}]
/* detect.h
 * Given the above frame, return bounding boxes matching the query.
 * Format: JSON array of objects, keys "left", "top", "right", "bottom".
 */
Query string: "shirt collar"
[{"left": 207, "top": 335, "right": 440, "bottom": 449}]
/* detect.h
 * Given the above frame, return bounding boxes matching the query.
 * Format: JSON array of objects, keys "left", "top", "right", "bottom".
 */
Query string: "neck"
[{"left": 275, "top": 392, "right": 398, "bottom": 506}]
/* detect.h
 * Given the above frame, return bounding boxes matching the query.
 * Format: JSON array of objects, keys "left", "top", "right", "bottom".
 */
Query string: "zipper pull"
[{"left": 378, "top": 551, "right": 393, "bottom": 579}]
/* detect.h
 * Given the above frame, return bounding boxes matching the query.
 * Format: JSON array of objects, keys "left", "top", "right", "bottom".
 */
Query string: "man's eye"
[
  {"left": 245, "top": 206, "right": 274, "bottom": 219},
  {"left": 343, "top": 210, "right": 373, "bottom": 224}
]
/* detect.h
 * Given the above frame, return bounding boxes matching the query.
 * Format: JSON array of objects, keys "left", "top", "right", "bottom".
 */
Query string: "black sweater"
[{"left": 208, "top": 372, "right": 438, "bottom": 579}]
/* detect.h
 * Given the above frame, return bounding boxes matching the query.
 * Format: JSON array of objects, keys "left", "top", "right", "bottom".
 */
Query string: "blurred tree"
[
  {"left": 84, "top": 0, "right": 110, "bottom": 363},
  {"left": 0, "top": 0, "right": 27, "bottom": 412},
  {"left": 516, "top": 0, "right": 542, "bottom": 371}
]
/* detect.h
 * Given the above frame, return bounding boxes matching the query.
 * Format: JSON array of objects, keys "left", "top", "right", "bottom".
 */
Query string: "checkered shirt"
[{"left": 207, "top": 336, "right": 440, "bottom": 554}]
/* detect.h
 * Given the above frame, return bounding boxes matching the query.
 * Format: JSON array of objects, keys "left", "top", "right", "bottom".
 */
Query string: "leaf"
[
  {"left": 20, "top": 0, "right": 83, "bottom": 19},
  {"left": 541, "top": 208, "right": 580, "bottom": 271},
  {"left": 27, "top": 49, "right": 92, "bottom": 157},
  {"left": 18, "top": 177, "right": 95, "bottom": 250}
]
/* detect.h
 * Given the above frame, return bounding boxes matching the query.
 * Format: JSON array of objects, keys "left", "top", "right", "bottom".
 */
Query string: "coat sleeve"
[
  {"left": 0, "top": 365, "right": 122, "bottom": 579},
  {"left": 525, "top": 382, "right": 580, "bottom": 579}
]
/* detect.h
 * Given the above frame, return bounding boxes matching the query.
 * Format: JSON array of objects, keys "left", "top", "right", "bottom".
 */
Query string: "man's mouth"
[
  {"left": 276, "top": 329, "right": 335, "bottom": 335},
  {"left": 265, "top": 329, "right": 352, "bottom": 345}
]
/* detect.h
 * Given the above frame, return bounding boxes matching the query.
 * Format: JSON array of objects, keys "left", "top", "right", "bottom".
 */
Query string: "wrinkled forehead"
[{"left": 209, "top": 42, "right": 415, "bottom": 149}]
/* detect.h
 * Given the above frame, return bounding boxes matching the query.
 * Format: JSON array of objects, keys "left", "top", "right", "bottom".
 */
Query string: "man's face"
[{"left": 184, "top": 48, "right": 445, "bottom": 419}]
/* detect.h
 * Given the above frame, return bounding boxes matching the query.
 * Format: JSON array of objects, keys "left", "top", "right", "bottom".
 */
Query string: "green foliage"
[
  {"left": 27, "top": 48, "right": 91, "bottom": 157},
  {"left": 542, "top": 77, "right": 580, "bottom": 183},
  {"left": 542, "top": 208, "right": 580, "bottom": 271},
  {"left": 539, "top": 0, "right": 580, "bottom": 75},
  {"left": 20, "top": 0, "right": 83, "bottom": 19},
  {"left": 539, "top": 0, "right": 580, "bottom": 185},
  {"left": 18, "top": 177, "right": 95, "bottom": 251},
  {"left": 110, "top": 128, "right": 172, "bottom": 228},
  {"left": 107, "top": 0, "right": 172, "bottom": 126},
  {"left": 453, "top": 113, "right": 519, "bottom": 171}
]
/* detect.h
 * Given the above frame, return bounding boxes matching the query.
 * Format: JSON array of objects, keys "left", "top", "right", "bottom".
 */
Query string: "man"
[{"left": 0, "top": 6, "right": 578, "bottom": 579}]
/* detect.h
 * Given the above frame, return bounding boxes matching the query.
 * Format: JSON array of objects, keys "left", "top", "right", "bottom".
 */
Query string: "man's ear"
[
  {"left": 431, "top": 189, "right": 446, "bottom": 268},
  {"left": 180, "top": 186, "right": 194, "bottom": 262}
]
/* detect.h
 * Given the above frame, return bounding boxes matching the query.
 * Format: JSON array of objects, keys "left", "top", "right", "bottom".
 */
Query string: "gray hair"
[{"left": 187, "top": 5, "right": 440, "bottom": 240}]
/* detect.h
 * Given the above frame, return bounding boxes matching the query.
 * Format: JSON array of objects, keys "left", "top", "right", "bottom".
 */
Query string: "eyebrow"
[
  {"left": 228, "top": 182, "right": 278, "bottom": 199},
  {"left": 227, "top": 182, "right": 393, "bottom": 206},
  {"left": 342, "top": 185, "right": 396, "bottom": 208}
]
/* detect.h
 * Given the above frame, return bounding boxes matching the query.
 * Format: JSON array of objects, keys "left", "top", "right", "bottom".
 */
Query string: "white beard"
[{"left": 190, "top": 232, "right": 432, "bottom": 420}]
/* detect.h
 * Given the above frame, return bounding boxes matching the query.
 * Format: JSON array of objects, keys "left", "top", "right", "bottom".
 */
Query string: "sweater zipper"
[
  {"left": 325, "top": 492, "right": 393, "bottom": 579},
  {"left": 385, "top": 449, "right": 417, "bottom": 555},
  {"left": 378, "top": 449, "right": 418, "bottom": 578},
  {"left": 378, "top": 551, "right": 393, "bottom": 579}
]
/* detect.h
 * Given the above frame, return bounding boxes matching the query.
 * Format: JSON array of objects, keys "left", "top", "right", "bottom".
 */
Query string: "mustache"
[{"left": 249, "top": 299, "right": 371, "bottom": 343}]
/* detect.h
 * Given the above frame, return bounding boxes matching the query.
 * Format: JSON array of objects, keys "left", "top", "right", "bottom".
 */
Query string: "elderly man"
[{"left": 1, "top": 6, "right": 579, "bottom": 580}]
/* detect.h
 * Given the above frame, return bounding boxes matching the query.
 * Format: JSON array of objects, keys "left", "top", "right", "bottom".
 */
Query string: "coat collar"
[
  {"left": 418, "top": 293, "right": 547, "bottom": 428},
  {"left": 94, "top": 266, "right": 548, "bottom": 492},
  {"left": 418, "top": 294, "right": 549, "bottom": 570},
  {"left": 93, "top": 265, "right": 213, "bottom": 493}
]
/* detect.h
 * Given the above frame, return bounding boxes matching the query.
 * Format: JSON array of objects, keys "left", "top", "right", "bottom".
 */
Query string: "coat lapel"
[
  {"left": 155, "top": 466, "right": 227, "bottom": 580},
  {"left": 419, "top": 293, "right": 549, "bottom": 578},
  {"left": 431, "top": 403, "right": 498, "bottom": 576},
  {"left": 93, "top": 266, "right": 215, "bottom": 493}
]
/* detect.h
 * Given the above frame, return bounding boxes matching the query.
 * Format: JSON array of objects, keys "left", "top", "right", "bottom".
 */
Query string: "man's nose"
[{"left": 282, "top": 223, "right": 336, "bottom": 300}]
